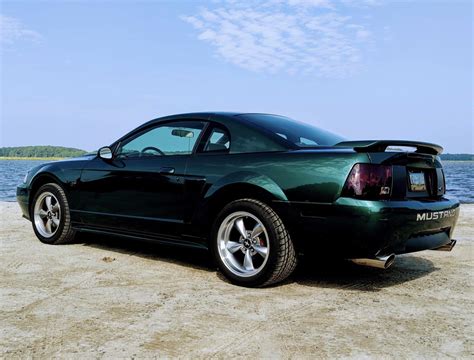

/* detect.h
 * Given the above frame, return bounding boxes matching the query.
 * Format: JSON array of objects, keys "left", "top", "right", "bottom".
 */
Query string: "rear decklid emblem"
[{"left": 416, "top": 210, "right": 456, "bottom": 221}]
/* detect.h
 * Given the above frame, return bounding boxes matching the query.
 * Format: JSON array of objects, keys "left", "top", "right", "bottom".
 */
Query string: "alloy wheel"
[
  {"left": 217, "top": 211, "right": 270, "bottom": 277},
  {"left": 33, "top": 192, "right": 61, "bottom": 238}
]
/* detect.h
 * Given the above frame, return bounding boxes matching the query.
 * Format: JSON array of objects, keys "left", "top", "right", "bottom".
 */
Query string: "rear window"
[{"left": 238, "top": 114, "right": 345, "bottom": 147}]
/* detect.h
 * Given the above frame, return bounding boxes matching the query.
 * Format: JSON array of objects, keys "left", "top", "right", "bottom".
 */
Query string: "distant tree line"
[
  {"left": 440, "top": 154, "right": 473, "bottom": 161},
  {"left": 0, "top": 146, "right": 471, "bottom": 160},
  {"left": 0, "top": 146, "right": 87, "bottom": 158}
]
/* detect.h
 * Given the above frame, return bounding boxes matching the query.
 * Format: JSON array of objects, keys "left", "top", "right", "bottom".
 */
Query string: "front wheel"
[
  {"left": 31, "top": 183, "right": 76, "bottom": 244},
  {"left": 211, "top": 199, "right": 297, "bottom": 287}
]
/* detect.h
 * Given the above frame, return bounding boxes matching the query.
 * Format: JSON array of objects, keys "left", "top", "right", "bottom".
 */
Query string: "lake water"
[{"left": 1, "top": 159, "right": 473, "bottom": 203}]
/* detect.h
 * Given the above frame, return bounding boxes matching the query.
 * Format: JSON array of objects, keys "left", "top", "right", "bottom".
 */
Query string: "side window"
[
  {"left": 203, "top": 127, "right": 230, "bottom": 153},
  {"left": 230, "top": 126, "right": 285, "bottom": 153},
  {"left": 118, "top": 121, "right": 204, "bottom": 157},
  {"left": 298, "top": 137, "right": 318, "bottom": 146}
]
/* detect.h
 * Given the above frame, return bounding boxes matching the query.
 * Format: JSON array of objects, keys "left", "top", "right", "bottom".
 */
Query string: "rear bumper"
[
  {"left": 285, "top": 196, "right": 460, "bottom": 258},
  {"left": 16, "top": 184, "right": 31, "bottom": 220}
]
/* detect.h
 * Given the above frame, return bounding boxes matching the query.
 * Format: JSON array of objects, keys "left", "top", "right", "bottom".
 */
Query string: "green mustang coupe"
[{"left": 17, "top": 112, "right": 459, "bottom": 286}]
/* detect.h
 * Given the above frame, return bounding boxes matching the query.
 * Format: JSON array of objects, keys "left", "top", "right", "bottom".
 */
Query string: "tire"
[
  {"left": 211, "top": 198, "right": 297, "bottom": 287},
  {"left": 31, "top": 183, "right": 76, "bottom": 245}
]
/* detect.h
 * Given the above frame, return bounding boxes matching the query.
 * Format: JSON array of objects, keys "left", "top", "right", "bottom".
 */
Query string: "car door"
[{"left": 76, "top": 120, "right": 206, "bottom": 238}]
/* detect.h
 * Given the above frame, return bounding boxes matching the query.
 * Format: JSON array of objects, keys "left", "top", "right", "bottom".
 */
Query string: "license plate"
[{"left": 409, "top": 171, "right": 426, "bottom": 192}]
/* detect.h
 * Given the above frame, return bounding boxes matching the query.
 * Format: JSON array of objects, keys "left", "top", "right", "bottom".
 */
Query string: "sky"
[{"left": 0, "top": 0, "right": 472, "bottom": 153}]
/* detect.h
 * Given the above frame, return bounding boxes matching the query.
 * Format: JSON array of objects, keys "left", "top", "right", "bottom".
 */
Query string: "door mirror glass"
[{"left": 98, "top": 146, "right": 113, "bottom": 160}]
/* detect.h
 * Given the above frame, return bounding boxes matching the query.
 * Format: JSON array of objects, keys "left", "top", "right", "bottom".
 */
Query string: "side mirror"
[{"left": 98, "top": 146, "right": 113, "bottom": 160}]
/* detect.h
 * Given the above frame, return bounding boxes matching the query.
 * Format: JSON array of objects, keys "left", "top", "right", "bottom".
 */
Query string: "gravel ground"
[{"left": 0, "top": 202, "right": 472, "bottom": 359}]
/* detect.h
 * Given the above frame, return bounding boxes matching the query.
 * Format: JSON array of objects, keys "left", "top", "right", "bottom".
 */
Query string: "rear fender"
[
  {"left": 190, "top": 172, "right": 289, "bottom": 236},
  {"left": 204, "top": 171, "right": 288, "bottom": 202}
]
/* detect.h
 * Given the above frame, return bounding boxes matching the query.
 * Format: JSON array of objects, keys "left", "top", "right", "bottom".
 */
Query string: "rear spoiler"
[{"left": 335, "top": 140, "right": 443, "bottom": 155}]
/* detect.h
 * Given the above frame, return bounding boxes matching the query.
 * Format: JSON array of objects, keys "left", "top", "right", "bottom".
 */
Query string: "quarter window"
[
  {"left": 298, "top": 137, "right": 318, "bottom": 146},
  {"left": 203, "top": 127, "right": 230, "bottom": 152},
  {"left": 117, "top": 121, "right": 205, "bottom": 157}
]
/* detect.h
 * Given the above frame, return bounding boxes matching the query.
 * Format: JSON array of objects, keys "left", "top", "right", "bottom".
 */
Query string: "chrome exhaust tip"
[
  {"left": 433, "top": 239, "right": 457, "bottom": 252},
  {"left": 349, "top": 254, "right": 396, "bottom": 269}
]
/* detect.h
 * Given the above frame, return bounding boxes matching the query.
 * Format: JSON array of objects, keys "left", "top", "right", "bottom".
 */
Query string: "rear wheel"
[
  {"left": 31, "top": 183, "right": 76, "bottom": 244},
  {"left": 211, "top": 199, "right": 297, "bottom": 287}
]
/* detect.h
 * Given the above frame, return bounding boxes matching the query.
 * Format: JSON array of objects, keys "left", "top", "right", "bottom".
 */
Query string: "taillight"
[
  {"left": 441, "top": 169, "right": 446, "bottom": 195},
  {"left": 341, "top": 164, "right": 393, "bottom": 200}
]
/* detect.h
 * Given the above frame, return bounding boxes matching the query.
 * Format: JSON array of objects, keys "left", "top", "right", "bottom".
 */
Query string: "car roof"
[
  {"left": 154, "top": 111, "right": 281, "bottom": 118},
  {"left": 146, "top": 112, "right": 288, "bottom": 125},
  {"left": 124, "top": 112, "right": 274, "bottom": 130},
  {"left": 113, "top": 112, "right": 292, "bottom": 149}
]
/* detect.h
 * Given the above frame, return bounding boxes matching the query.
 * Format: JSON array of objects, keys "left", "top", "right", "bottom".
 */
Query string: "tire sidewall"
[
  {"left": 211, "top": 200, "right": 282, "bottom": 287},
  {"left": 31, "top": 183, "right": 68, "bottom": 244}
]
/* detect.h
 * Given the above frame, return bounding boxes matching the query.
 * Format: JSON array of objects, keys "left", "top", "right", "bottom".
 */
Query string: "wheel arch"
[
  {"left": 194, "top": 172, "right": 294, "bottom": 242},
  {"left": 29, "top": 172, "right": 66, "bottom": 210},
  {"left": 207, "top": 182, "right": 280, "bottom": 219},
  {"left": 205, "top": 171, "right": 288, "bottom": 202}
]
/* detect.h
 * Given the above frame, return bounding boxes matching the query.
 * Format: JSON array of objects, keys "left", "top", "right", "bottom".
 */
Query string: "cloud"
[
  {"left": 341, "top": 0, "right": 382, "bottom": 7},
  {"left": 287, "top": 0, "right": 333, "bottom": 8},
  {"left": 0, "top": 15, "right": 42, "bottom": 45},
  {"left": 182, "top": 1, "right": 377, "bottom": 77}
]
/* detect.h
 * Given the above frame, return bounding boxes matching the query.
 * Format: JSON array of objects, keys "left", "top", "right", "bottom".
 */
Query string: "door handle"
[{"left": 159, "top": 167, "right": 175, "bottom": 174}]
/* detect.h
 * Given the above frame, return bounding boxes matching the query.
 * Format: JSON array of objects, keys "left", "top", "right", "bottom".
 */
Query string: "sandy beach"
[{"left": 0, "top": 201, "right": 472, "bottom": 358}]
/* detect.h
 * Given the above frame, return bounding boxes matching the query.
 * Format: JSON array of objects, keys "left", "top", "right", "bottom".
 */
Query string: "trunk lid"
[{"left": 336, "top": 140, "right": 446, "bottom": 200}]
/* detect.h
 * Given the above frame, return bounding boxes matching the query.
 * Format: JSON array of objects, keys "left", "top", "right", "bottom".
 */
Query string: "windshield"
[{"left": 238, "top": 114, "right": 345, "bottom": 148}]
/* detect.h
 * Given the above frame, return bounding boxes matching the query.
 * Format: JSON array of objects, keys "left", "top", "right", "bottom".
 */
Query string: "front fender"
[
  {"left": 29, "top": 164, "right": 81, "bottom": 190},
  {"left": 27, "top": 159, "right": 89, "bottom": 211}
]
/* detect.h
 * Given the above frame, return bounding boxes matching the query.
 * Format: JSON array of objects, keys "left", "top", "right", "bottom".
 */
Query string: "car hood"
[
  {"left": 52, "top": 153, "right": 96, "bottom": 164},
  {"left": 24, "top": 154, "right": 96, "bottom": 184}
]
